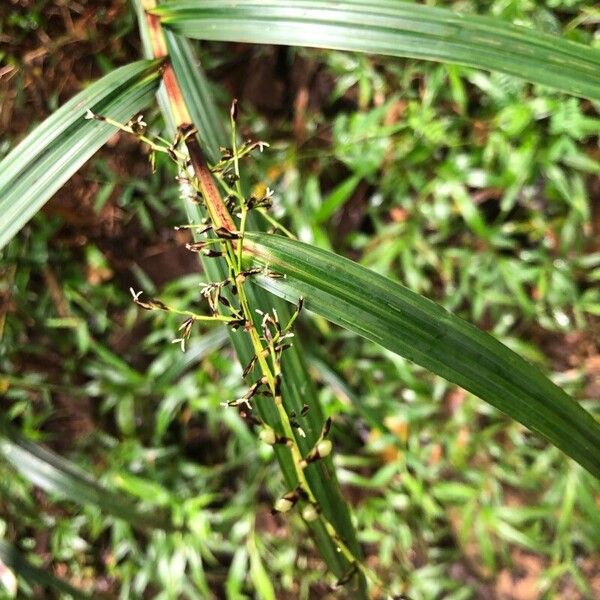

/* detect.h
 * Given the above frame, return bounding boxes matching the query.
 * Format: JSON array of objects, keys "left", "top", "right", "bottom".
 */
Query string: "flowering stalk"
[
  {"left": 203, "top": 114, "right": 384, "bottom": 590},
  {"left": 107, "top": 110, "right": 377, "bottom": 587},
  {"left": 131, "top": 0, "right": 372, "bottom": 593}
]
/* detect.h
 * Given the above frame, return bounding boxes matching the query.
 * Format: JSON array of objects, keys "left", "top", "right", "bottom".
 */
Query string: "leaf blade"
[
  {"left": 152, "top": 0, "right": 600, "bottom": 102},
  {"left": 244, "top": 233, "right": 600, "bottom": 479},
  {"left": 0, "top": 59, "right": 163, "bottom": 251}
]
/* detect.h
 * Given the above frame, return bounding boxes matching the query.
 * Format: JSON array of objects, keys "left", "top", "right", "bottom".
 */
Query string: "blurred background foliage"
[{"left": 0, "top": 0, "right": 599, "bottom": 598}]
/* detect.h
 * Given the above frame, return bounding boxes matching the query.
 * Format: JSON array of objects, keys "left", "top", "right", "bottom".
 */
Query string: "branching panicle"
[{"left": 104, "top": 102, "right": 380, "bottom": 593}]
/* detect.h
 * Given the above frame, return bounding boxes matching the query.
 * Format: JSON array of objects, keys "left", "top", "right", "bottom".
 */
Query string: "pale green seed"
[
  {"left": 259, "top": 429, "right": 277, "bottom": 445},
  {"left": 317, "top": 439, "right": 332, "bottom": 458}
]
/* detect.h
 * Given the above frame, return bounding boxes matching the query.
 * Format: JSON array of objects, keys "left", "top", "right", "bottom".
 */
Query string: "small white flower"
[
  {"left": 129, "top": 287, "right": 142, "bottom": 302},
  {"left": 178, "top": 166, "right": 196, "bottom": 202},
  {"left": 171, "top": 337, "right": 186, "bottom": 352},
  {"left": 256, "top": 141, "right": 270, "bottom": 152},
  {"left": 179, "top": 178, "right": 195, "bottom": 202}
]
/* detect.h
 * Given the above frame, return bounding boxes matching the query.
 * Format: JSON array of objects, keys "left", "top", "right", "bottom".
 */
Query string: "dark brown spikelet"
[
  {"left": 225, "top": 195, "right": 237, "bottom": 212},
  {"left": 185, "top": 241, "right": 206, "bottom": 252},
  {"left": 230, "top": 98, "right": 238, "bottom": 122},
  {"left": 274, "top": 435, "right": 292, "bottom": 446},
  {"left": 133, "top": 296, "right": 169, "bottom": 311},
  {"left": 239, "top": 268, "right": 262, "bottom": 279},
  {"left": 242, "top": 355, "right": 258, "bottom": 378},
  {"left": 229, "top": 318, "right": 247, "bottom": 330},
  {"left": 202, "top": 249, "right": 223, "bottom": 258},
  {"left": 218, "top": 295, "right": 232, "bottom": 309},
  {"left": 214, "top": 227, "right": 241, "bottom": 240},
  {"left": 219, "top": 147, "right": 233, "bottom": 160},
  {"left": 179, "top": 317, "right": 194, "bottom": 340}
]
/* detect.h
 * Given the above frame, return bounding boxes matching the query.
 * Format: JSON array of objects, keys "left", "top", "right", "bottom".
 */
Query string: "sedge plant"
[{"left": 0, "top": 0, "right": 599, "bottom": 597}]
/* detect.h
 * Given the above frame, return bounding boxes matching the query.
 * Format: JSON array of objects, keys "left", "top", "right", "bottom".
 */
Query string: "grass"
[{"left": 0, "top": 0, "right": 599, "bottom": 598}]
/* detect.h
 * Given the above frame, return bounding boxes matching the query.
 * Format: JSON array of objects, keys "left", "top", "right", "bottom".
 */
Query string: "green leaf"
[
  {"left": 243, "top": 233, "right": 600, "bottom": 479},
  {"left": 0, "top": 421, "right": 173, "bottom": 531},
  {"left": 0, "top": 539, "right": 88, "bottom": 599},
  {"left": 0, "top": 59, "right": 163, "bottom": 251},
  {"left": 152, "top": 0, "right": 600, "bottom": 103}
]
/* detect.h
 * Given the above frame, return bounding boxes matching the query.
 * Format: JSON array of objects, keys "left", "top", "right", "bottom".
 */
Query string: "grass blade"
[
  {"left": 243, "top": 233, "right": 600, "bottom": 479},
  {"left": 0, "top": 59, "right": 163, "bottom": 251},
  {"left": 0, "top": 421, "right": 173, "bottom": 531},
  {"left": 0, "top": 539, "right": 88, "bottom": 599},
  {"left": 152, "top": 0, "right": 600, "bottom": 103}
]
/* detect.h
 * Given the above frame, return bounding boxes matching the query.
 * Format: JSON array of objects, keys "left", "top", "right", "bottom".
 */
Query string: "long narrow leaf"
[
  {"left": 243, "top": 233, "right": 600, "bottom": 479},
  {"left": 0, "top": 539, "right": 88, "bottom": 599},
  {"left": 0, "top": 59, "right": 163, "bottom": 251},
  {"left": 0, "top": 422, "right": 173, "bottom": 531},
  {"left": 152, "top": 0, "right": 600, "bottom": 103}
]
